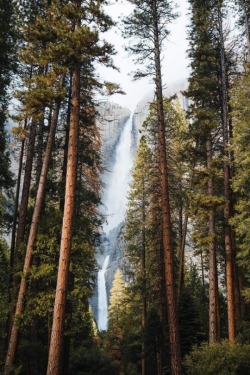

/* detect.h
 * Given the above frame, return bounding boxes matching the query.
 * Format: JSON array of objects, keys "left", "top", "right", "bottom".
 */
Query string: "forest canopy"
[{"left": 0, "top": 0, "right": 250, "bottom": 374}]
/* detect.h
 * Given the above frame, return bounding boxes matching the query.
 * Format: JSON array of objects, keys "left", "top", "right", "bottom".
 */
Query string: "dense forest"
[{"left": 1, "top": 0, "right": 250, "bottom": 374}]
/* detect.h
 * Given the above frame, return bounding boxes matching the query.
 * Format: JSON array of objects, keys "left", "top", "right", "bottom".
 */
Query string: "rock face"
[{"left": 97, "top": 102, "right": 131, "bottom": 177}]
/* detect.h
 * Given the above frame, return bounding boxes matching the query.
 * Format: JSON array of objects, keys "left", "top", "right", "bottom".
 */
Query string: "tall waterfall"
[
  {"left": 97, "top": 113, "right": 134, "bottom": 331},
  {"left": 102, "top": 113, "right": 134, "bottom": 234},
  {"left": 97, "top": 255, "right": 110, "bottom": 331}
]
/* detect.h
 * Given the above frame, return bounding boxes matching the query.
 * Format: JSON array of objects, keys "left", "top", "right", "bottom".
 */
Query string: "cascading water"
[
  {"left": 97, "top": 112, "right": 135, "bottom": 331},
  {"left": 97, "top": 255, "right": 110, "bottom": 331},
  {"left": 102, "top": 113, "right": 134, "bottom": 234}
]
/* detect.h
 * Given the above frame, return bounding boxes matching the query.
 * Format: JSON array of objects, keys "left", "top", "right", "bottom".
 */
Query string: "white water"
[
  {"left": 98, "top": 255, "right": 110, "bottom": 331},
  {"left": 102, "top": 113, "right": 134, "bottom": 234}
]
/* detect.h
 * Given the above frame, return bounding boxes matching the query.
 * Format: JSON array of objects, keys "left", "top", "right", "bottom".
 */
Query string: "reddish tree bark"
[
  {"left": 4, "top": 101, "right": 61, "bottom": 375},
  {"left": 47, "top": 60, "right": 80, "bottom": 375},
  {"left": 218, "top": 3, "right": 236, "bottom": 342},
  {"left": 152, "top": 1, "right": 182, "bottom": 372},
  {"left": 206, "top": 137, "right": 220, "bottom": 342}
]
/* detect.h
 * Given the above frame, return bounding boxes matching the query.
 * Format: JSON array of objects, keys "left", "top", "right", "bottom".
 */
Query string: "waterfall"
[
  {"left": 97, "top": 112, "right": 134, "bottom": 331},
  {"left": 97, "top": 255, "right": 110, "bottom": 331},
  {"left": 102, "top": 113, "right": 134, "bottom": 234}
]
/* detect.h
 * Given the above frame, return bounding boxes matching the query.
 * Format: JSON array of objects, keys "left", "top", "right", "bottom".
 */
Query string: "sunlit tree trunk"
[
  {"left": 152, "top": 0, "right": 181, "bottom": 372},
  {"left": 47, "top": 60, "right": 80, "bottom": 375}
]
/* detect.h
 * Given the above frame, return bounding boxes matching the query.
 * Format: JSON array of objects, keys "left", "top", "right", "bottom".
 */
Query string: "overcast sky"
[{"left": 97, "top": 0, "right": 190, "bottom": 111}]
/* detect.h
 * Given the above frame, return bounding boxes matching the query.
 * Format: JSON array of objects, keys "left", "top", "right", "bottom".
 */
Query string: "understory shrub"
[{"left": 184, "top": 341, "right": 250, "bottom": 375}]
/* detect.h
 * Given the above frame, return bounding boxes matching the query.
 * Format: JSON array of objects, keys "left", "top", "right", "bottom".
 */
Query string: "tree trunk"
[
  {"left": 159, "top": 237, "right": 168, "bottom": 375},
  {"left": 4, "top": 101, "right": 61, "bottom": 374},
  {"left": 35, "top": 111, "right": 45, "bottom": 187},
  {"left": 142, "top": 181, "right": 147, "bottom": 375},
  {"left": 178, "top": 214, "right": 188, "bottom": 297},
  {"left": 201, "top": 251, "right": 205, "bottom": 287},
  {"left": 206, "top": 137, "right": 220, "bottom": 342},
  {"left": 15, "top": 119, "right": 37, "bottom": 257},
  {"left": 60, "top": 70, "right": 72, "bottom": 212},
  {"left": 6, "top": 120, "right": 27, "bottom": 348},
  {"left": 217, "top": 3, "right": 236, "bottom": 342},
  {"left": 47, "top": 60, "right": 80, "bottom": 375},
  {"left": 242, "top": 0, "right": 250, "bottom": 60},
  {"left": 152, "top": 1, "right": 182, "bottom": 373},
  {"left": 9, "top": 119, "right": 27, "bottom": 271}
]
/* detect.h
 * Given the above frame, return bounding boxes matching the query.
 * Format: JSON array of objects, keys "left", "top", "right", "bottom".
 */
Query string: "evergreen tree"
[
  {"left": 185, "top": 0, "right": 236, "bottom": 343},
  {"left": 107, "top": 269, "right": 127, "bottom": 374},
  {"left": 124, "top": 137, "right": 154, "bottom": 375},
  {"left": 0, "top": 0, "right": 16, "bottom": 235},
  {"left": 231, "top": 65, "right": 250, "bottom": 306},
  {"left": 123, "top": 2, "right": 182, "bottom": 372}
]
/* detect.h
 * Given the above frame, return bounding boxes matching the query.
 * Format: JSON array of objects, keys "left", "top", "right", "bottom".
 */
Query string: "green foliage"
[
  {"left": 231, "top": 65, "right": 250, "bottom": 302},
  {"left": 122, "top": 0, "right": 177, "bottom": 78},
  {"left": 184, "top": 341, "right": 250, "bottom": 375},
  {"left": 108, "top": 269, "right": 127, "bottom": 329},
  {"left": 178, "top": 285, "right": 206, "bottom": 358},
  {"left": 69, "top": 345, "right": 116, "bottom": 375}
]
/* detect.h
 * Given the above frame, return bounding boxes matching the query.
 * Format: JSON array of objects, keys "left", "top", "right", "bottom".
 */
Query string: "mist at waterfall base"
[{"left": 97, "top": 113, "right": 135, "bottom": 331}]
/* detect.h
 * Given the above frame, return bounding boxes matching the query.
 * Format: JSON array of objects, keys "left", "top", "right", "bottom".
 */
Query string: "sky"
[{"left": 97, "top": 0, "right": 190, "bottom": 111}]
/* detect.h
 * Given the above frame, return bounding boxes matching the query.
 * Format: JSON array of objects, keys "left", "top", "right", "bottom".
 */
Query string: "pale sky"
[{"left": 97, "top": 0, "right": 190, "bottom": 111}]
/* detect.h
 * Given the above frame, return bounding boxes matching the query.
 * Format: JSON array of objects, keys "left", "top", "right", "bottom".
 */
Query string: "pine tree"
[
  {"left": 124, "top": 136, "right": 154, "bottom": 375},
  {"left": 46, "top": 1, "right": 115, "bottom": 373},
  {"left": 231, "top": 65, "right": 250, "bottom": 307},
  {"left": 123, "top": 2, "right": 182, "bottom": 372},
  {"left": 186, "top": 0, "right": 226, "bottom": 343},
  {"left": 107, "top": 269, "right": 127, "bottom": 374}
]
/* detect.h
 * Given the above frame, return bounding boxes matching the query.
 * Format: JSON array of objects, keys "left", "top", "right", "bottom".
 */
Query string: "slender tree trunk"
[
  {"left": 9, "top": 119, "right": 27, "bottom": 271},
  {"left": 201, "top": 251, "right": 205, "bottom": 287},
  {"left": 159, "top": 237, "right": 168, "bottom": 375},
  {"left": 178, "top": 214, "right": 188, "bottom": 297},
  {"left": 6, "top": 121, "right": 27, "bottom": 348},
  {"left": 152, "top": 1, "right": 182, "bottom": 372},
  {"left": 178, "top": 207, "right": 183, "bottom": 255},
  {"left": 47, "top": 60, "right": 80, "bottom": 375},
  {"left": 142, "top": 181, "right": 147, "bottom": 375},
  {"left": 242, "top": 0, "right": 250, "bottom": 60},
  {"left": 206, "top": 137, "right": 220, "bottom": 342},
  {"left": 4, "top": 101, "right": 61, "bottom": 374},
  {"left": 217, "top": 3, "right": 236, "bottom": 342},
  {"left": 60, "top": 71, "right": 72, "bottom": 212},
  {"left": 35, "top": 112, "right": 45, "bottom": 187},
  {"left": 15, "top": 120, "right": 37, "bottom": 257}
]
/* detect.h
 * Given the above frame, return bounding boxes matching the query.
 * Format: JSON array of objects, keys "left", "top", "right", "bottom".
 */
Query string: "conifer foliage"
[
  {"left": 1, "top": 0, "right": 250, "bottom": 373},
  {"left": 123, "top": 2, "right": 182, "bottom": 373}
]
